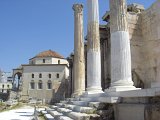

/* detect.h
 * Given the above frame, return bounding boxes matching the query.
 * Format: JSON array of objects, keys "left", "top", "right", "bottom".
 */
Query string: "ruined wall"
[
  {"left": 100, "top": 1, "right": 160, "bottom": 89},
  {"left": 127, "top": 11, "right": 145, "bottom": 88},
  {"left": 141, "top": 0, "right": 160, "bottom": 88}
]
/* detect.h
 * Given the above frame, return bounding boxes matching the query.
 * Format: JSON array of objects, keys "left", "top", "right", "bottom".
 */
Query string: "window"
[
  {"left": 30, "top": 81, "right": 35, "bottom": 89},
  {"left": 32, "top": 74, "right": 34, "bottom": 78},
  {"left": 38, "top": 80, "right": 43, "bottom": 89},
  {"left": 49, "top": 74, "right": 51, "bottom": 78},
  {"left": 2, "top": 84, "right": 4, "bottom": 88},
  {"left": 58, "top": 60, "right": 60, "bottom": 64},
  {"left": 43, "top": 59, "right": 45, "bottom": 63},
  {"left": 39, "top": 73, "right": 42, "bottom": 78},
  {"left": 7, "top": 85, "right": 10, "bottom": 88},
  {"left": 47, "top": 81, "right": 52, "bottom": 89},
  {"left": 56, "top": 73, "right": 59, "bottom": 78}
]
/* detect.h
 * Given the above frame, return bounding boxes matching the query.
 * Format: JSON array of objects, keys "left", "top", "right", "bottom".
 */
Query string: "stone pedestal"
[
  {"left": 72, "top": 4, "right": 85, "bottom": 97},
  {"left": 106, "top": 0, "right": 138, "bottom": 92},
  {"left": 86, "top": 0, "right": 103, "bottom": 94}
]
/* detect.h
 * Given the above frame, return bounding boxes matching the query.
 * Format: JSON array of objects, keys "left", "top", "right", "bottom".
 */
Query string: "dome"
[{"left": 31, "top": 50, "right": 64, "bottom": 59}]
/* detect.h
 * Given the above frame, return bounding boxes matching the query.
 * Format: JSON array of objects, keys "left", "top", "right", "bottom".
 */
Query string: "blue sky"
[{"left": 0, "top": 0, "right": 156, "bottom": 72}]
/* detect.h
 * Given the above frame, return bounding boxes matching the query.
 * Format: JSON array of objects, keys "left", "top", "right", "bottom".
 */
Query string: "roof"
[{"left": 30, "top": 50, "right": 64, "bottom": 59}]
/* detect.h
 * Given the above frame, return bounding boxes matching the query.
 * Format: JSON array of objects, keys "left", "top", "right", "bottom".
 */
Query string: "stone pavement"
[{"left": 0, "top": 105, "right": 34, "bottom": 120}]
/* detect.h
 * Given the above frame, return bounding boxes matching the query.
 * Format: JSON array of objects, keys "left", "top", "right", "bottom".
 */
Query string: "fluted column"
[
  {"left": 86, "top": 0, "right": 103, "bottom": 93},
  {"left": 72, "top": 4, "right": 85, "bottom": 96},
  {"left": 108, "top": 0, "right": 136, "bottom": 91}
]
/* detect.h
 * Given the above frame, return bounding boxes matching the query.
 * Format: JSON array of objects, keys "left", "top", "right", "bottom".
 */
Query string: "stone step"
[
  {"left": 80, "top": 97, "right": 98, "bottom": 102},
  {"left": 67, "top": 111, "right": 90, "bottom": 120},
  {"left": 50, "top": 105, "right": 59, "bottom": 110},
  {"left": 57, "top": 116, "right": 73, "bottom": 120},
  {"left": 66, "top": 97, "right": 80, "bottom": 101},
  {"left": 44, "top": 113, "right": 55, "bottom": 120},
  {"left": 68, "top": 112, "right": 100, "bottom": 120},
  {"left": 71, "top": 101, "right": 88, "bottom": 106},
  {"left": 56, "top": 107, "right": 72, "bottom": 115},
  {"left": 55, "top": 103, "right": 64, "bottom": 107},
  {"left": 49, "top": 106, "right": 97, "bottom": 120},
  {"left": 37, "top": 108, "right": 46, "bottom": 113},
  {"left": 98, "top": 96, "right": 119, "bottom": 103},
  {"left": 64, "top": 104, "right": 96, "bottom": 114},
  {"left": 46, "top": 107, "right": 55, "bottom": 112},
  {"left": 60, "top": 100, "right": 69, "bottom": 104},
  {"left": 41, "top": 110, "right": 48, "bottom": 114},
  {"left": 49, "top": 111, "right": 63, "bottom": 119}
]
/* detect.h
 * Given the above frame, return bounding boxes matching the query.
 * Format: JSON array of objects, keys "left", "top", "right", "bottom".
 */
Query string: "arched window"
[
  {"left": 39, "top": 73, "right": 42, "bottom": 78},
  {"left": 47, "top": 80, "right": 52, "bottom": 89},
  {"left": 2, "top": 84, "right": 4, "bottom": 88},
  {"left": 32, "top": 74, "right": 34, "bottom": 78},
  {"left": 49, "top": 74, "right": 51, "bottom": 78},
  {"left": 7, "top": 85, "right": 10, "bottom": 88},
  {"left": 30, "top": 80, "right": 35, "bottom": 89},
  {"left": 56, "top": 73, "right": 59, "bottom": 78},
  {"left": 38, "top": 80, "right": 43, "bottom": 89}
]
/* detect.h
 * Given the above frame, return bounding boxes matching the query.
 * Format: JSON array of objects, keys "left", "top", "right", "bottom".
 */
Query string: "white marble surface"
[
  {"left": 87, "top": 50, "right": 101, "bottom": 92},
  {"left": 87, "top": 0, "right": 99, "bottom": 23},
  {"left": 0, "top": 105, "right": 34, "bottom": 120},
  {"left": 111, "top": 31, "right": 133, "bottom": 88}
]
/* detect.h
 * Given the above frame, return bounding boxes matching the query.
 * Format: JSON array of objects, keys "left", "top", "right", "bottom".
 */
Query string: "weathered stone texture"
[
  {"left": 115, "top": 104, "right": 145, "bottom": 120},
  {"left": 72, "top": 4, "right": 85, "bottom": 96},
  {"left": 140, "top": 0, "right": 160, "bottom": 88},
  {"left": 109, "top": 0, "right": 128, "bottom": 32},
  {"left": 87, "top": 22, "right": 100, "bottom": 52}
]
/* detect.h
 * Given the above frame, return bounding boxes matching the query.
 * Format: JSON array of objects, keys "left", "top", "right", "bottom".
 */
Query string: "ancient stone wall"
[
  {"left": 100, "top": 1, "right": 160, "bottom": 89},
  {"left": 141, "top": 0, "right": 160, "bottom": 88},
  {"left": 128, "top": 12, "right": 145, "bottom": 88}
]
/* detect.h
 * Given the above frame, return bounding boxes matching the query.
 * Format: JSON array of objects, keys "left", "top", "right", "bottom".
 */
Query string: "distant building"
[
  {"left": 0, "top": 71, "right": 13, "bottom": 83},
  {"left": 0, "top": 83, "right": 12, "bottom": 93},
  {"left": 0, "top": 71, "right": 13, "bottom": 95},
  {"left": 13, "top": 50, "right": 69, "bottom": 103}
]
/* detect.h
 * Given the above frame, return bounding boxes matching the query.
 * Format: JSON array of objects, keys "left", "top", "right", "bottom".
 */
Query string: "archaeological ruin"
[{"left": 41, "top": 0, "right": 160, "bottom": 120}]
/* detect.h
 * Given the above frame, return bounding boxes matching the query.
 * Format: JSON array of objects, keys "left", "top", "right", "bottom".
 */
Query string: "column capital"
[{"left": 72, "top": 4, "right": 83, "bottom": 13}]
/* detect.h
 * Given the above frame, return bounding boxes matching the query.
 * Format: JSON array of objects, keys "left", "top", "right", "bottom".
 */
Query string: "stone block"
[
  {"left": 44, "top": 114, "right": 55, "bottom": 120},
  {"left": 71, "top": 101, "right": 89, "bottom": 106},
  {"left": 115, "top": 104, "right": 145, "bottom": 120}
]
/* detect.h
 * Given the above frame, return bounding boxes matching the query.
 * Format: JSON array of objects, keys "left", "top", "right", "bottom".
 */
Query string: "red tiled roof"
[{"left": 31, "top": 50, "right": 64, "bottom": 59}]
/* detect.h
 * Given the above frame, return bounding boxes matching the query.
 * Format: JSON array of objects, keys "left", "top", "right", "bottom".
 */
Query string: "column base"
[
  {"left": 72, "top": 90, "right": 85, "bottom": 98},
  {"left": 84, "top": 86, "right": 104, "bottom": 95},
  {"left": 105, "top": 86, "right": 141, "bottom": 92}
]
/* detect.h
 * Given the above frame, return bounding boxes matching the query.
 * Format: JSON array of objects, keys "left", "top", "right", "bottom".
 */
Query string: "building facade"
[{"left": 13, "top": 50, "right": 69, "bottom": 103}]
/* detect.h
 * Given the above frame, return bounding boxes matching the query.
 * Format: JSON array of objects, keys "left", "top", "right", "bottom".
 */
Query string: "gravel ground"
[{"left": 0, "top": 105, "right": 34, "bottom": 120}]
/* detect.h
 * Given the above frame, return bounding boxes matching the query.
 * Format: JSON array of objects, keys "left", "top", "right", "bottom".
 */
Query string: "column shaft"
[
  {"left": 86, "top": 0, "right": 102, "bottom": 93},
  {"left": 72, "top": 4, "right": 85, "bottom": 96},
  {"left": 109, "top": 0, "right": 136, "bottom": 91}
]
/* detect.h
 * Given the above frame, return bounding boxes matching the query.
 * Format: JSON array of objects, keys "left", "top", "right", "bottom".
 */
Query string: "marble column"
[
  {"left": 72, "top": 4, "right": 85, "bottom": 96},
  {"left": 108, "top": 0, "right": 137, "bottom": 91},
  {"left": 86, "top": 0, "right": 103, "bottom": 93}
]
